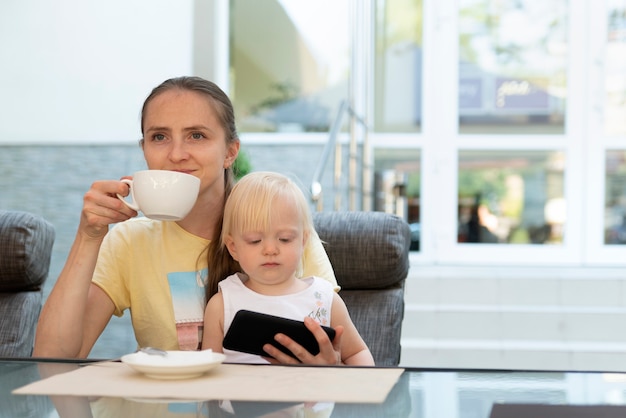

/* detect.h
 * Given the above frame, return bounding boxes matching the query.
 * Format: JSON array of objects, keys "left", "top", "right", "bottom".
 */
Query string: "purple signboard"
[{"left": 495, "top": 78, "right": 549, "bottom": 109}]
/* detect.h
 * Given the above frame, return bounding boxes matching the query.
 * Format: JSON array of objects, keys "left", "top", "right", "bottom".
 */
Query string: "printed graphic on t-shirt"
[
  {"left": 168, "top": 268, "right": 207, "bottom": 350},
  {"left": 308, "top": 290, "right": 330, "bottom": 325}
]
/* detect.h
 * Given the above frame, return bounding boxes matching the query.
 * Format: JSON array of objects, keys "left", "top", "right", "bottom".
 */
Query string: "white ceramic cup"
[{"left": 117, "top": 170, "right": 200, "bottom": 221}]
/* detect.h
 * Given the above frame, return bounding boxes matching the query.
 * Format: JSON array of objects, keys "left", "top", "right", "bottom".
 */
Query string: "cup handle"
[{"left": 116, "top": 179, "right": 139, "bottom": 211}]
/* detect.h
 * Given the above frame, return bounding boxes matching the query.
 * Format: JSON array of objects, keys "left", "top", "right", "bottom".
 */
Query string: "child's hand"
[{"left": 263, "top": 317, "right": 345, "bottom": 365}]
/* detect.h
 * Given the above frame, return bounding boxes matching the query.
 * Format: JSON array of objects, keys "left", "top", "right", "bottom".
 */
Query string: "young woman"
[
  {"left": 34, "top": 76, "right": 340, "bottom": 364},
  {"left": 202, "top": 171, "right": 374, "bottom": 366}
]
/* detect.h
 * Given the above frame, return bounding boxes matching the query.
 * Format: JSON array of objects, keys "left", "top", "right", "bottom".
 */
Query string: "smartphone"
[{"left": 223, "top": 310, "right": 336, "bottom": 360}]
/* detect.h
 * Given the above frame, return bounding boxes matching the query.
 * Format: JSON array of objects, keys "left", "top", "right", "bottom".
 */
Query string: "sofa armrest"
[{"left": 0, "top": 211, "right": 55, "bottom": 291}]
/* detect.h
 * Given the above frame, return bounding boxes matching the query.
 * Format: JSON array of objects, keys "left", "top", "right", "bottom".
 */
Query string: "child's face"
[{"left": 225, "top": 199, "right": 306, "bottom": 288}]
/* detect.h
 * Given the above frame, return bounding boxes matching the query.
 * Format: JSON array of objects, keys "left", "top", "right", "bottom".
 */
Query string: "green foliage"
[
  {"left": 406, "top": 172, "right": 421, "bottom": 197},
  {"left": 233, "top": 150, "right": 252, "bottom": 180},
  {"left": 458, "top": 169, "right": 508, "bottom": 203},
  {"left": 250, "top": 82, "right": 299, "bottom": 113}
]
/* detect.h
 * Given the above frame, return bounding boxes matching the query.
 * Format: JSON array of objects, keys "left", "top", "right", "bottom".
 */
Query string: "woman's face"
[{"left": 141, "top": 89, "right": 239, "bottom": 198}]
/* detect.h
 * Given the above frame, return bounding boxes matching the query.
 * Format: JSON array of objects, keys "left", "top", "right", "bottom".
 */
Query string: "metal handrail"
[
  {"left": 310, "top": 100, "right": 369, "bottom": 211},
  {"left": 310, "top": 100, "right": 349, "bottom": 207}
]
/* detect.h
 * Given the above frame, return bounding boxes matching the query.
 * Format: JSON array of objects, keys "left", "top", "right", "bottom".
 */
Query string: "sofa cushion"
[
  {"left": 0, "top": 211, "right": 55, "bottom": 291},
  {"left": 313, "top": 211, "right": 411, "bottom": 290}
]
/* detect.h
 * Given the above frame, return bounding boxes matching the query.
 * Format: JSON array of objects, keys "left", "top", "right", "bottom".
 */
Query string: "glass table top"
[{"left": 3, "top": 358, "right": 626, "bottom": 418}]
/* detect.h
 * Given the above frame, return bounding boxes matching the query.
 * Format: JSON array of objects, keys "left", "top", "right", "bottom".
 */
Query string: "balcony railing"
[{"left": 310, "top": 100, "right": 371, "bottom": 212}]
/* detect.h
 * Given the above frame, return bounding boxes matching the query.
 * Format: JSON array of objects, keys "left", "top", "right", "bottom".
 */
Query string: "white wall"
[{"left": 0, "top": 0, "right": 195, "bottom": 144}]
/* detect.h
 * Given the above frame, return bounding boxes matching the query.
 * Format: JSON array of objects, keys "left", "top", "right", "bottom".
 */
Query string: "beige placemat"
[{"left": 13, "top": 362, "right": 403, "bottom": 404}]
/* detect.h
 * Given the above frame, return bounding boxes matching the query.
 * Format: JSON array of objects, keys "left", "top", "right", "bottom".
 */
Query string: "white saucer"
[{"left": 121, "top": 350, "right": 226, "bottom": 380}]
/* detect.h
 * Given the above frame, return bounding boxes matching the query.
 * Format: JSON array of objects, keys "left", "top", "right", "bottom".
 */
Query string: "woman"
[{"left": 34, "top": 76, "right": 341, "bottom": 365}]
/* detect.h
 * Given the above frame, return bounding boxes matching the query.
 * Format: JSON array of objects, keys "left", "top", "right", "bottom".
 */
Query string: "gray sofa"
[
  {"left": 313, "top": 211, "right": 411, "bottom": 367},
  {"left": 0, "top": 209, "right": 408, "bottom": 364},
  {"left": 0, "top": 210, "right": 55, "bottom": 357}
]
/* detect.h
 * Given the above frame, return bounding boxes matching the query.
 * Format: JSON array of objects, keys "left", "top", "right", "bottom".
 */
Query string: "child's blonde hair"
[
  {"left": 204, "top": 171, "right": 316, "bottom": 301},
  {"left": 221, "top": 171, "right": 314, "bottom": 246}
]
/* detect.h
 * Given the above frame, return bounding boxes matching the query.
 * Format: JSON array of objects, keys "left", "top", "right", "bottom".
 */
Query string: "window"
[
  {"left": 458, "top": 150, "right": 565, "bottom": 245},
  {"left": 605, "top": 150, "right": 626, "bottom": 244},
  {"left": 605, "top": 1, "right": 626, "bottom": 136},
  {"left": 226, "top": 0, "right": 626, "bottom": 266},
  {"left": 374, "top": 148, "right": 422, "bottom": 250},
  {"left": 230, "top": 0, "right": 350, "bottom": 133},
  {"left": 374, "top": 0, "right": 423, "bottom": 132},
  {"left": 458, "top": 0, "right": 568, "bottom": 134}
]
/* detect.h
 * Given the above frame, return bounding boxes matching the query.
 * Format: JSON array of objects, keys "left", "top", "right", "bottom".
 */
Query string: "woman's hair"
[
  {"left": 205, "top": 171, "right": 315, "bottom": 300},
  {"left": 139, "top": 76, "right": 241, "bottom": 302}
]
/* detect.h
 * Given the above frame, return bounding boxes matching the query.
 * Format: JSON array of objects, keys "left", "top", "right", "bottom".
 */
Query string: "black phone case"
[{"left": 223, "top": 310, "right": 336, "bottom": 360}]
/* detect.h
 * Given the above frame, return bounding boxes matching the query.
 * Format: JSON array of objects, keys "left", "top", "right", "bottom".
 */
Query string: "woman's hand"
[
  {"left": 80, "top": 179, "right": 137, "bottom": 239},
  {"left": 263, "top": 317, "right": 344, "bottom": 365}
]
